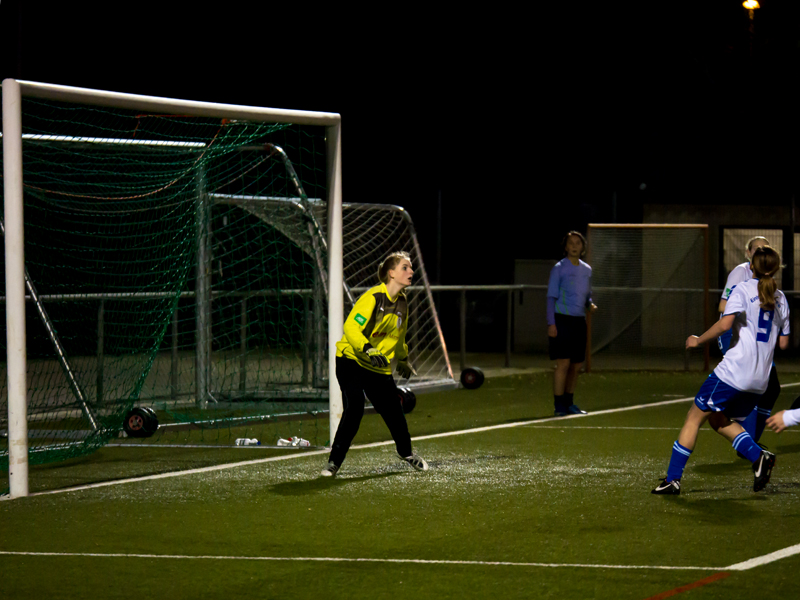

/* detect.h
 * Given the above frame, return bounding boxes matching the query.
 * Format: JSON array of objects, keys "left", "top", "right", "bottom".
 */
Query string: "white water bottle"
[{"left": 234, "top": 438, "right": 260, "bottom": 446}]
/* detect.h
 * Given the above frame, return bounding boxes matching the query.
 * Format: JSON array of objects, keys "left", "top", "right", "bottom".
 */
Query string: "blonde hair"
[
  {"left": 750, "top": 246, "right": 782, "bottom": 310},
  {"left": 377, "top": 251, "right": 412, "bottom": 284},
  {"left": 745, "top": 236, "right": 770, "bottom": 261}
]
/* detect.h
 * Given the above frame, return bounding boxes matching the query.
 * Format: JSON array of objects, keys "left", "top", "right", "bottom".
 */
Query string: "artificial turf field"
[{"left": 3, "top": 369, "right": 800, "bottom": 599}]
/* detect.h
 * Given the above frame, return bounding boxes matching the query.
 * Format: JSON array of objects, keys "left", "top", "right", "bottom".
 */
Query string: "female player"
[
  {"left": 546, "top": 231, "right": 597, "bottom": 416},
  {"left": 652, "top": 246, "right": 788, "bottom": 495},
  {"left": 718, "top": 236, "right": 780, "bottom": 445},
  {"left": 321, "top": 251, "right": 428, "bottom": 477}
]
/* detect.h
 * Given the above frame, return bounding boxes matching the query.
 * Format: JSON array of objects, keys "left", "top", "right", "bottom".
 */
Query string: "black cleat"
[
  {"left": 652, "top": 478, "right": 681, "bottom": 495},
  {"left": 399, "top": 453, "right": 429, "bottom": 471},
  {"left": 320, "top": 461, "right": 340, "bottom": 478},
  {"left": 752, "top": 451, "right": 776, "bottom": 492}
]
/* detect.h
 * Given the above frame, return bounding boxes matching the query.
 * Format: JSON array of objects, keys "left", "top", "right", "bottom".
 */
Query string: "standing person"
[
  {"left": 652, "top": 246, "right": 789, "bottom": 495},
  {"left": 546, "top": 231, "right": 598, "bottom": 416},
  {"left": 321, "top": 251, "right": 428, "bottom": 477},
  {"left": 718, "top": 236, "right": 780, "bottom": 446}
]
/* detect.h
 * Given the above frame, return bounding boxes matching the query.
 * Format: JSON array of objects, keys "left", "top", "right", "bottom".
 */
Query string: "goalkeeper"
[{"left": 320, "top": 251, "right": 429, "bottom": 477}]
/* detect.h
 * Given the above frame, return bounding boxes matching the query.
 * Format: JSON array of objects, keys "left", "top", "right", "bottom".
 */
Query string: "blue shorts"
[{"left": 694, "top": 373, "right": 760, "bottom": 420}]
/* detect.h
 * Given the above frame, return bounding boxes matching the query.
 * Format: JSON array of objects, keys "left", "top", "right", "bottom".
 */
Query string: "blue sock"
[
  {"left": 732, "top": 431, "right": 762, "bottom": 463},
  {"left": 741, "top": 408, "right": 758, "bottom": 439},
  {"left": 666, "top": 441, "right": 692, "bottom": 482},
  {"left": 754, "top": 407, "right": 772, "bottom": 442}
]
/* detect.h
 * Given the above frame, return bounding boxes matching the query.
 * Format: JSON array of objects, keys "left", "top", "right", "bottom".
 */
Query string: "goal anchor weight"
[
  {"left": 122, "top": 407, "right": 159, "bottom": 438},
  {"left": 460, "top": 367, "right": 484, "bottom": 390}
]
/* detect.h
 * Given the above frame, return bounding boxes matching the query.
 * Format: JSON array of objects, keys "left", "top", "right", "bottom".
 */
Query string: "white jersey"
[
  {"left": 721, "top": 262, "right": 753, "bottom": 301},
  {"left": 784, "top": 408, "right": 800, "bottom": 428},
  {"left": 714, "top": 278, "right": 789, "bottom": 394}
]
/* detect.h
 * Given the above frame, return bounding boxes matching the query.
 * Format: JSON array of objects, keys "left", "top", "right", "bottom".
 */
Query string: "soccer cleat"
[
  {"left": 320, "top": 461, "right": 340, "bottom": 478},
  {"left": 554, "top": 406, "right": 569, "bottom": 416},
  {"left": 752, "top": 450, "right": 776, "bottom": 492},
  {"left": 566, "top": 404, "right": 587, "bottom": 415},
  {"left": 651, "top": 478, "right": 681, "bottom": 495},
  {"left": 400, "top": 453, "right": 429, "bottom": 471}
]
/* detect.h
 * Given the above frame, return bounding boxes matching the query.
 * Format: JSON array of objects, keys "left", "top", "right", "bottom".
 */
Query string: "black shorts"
[{"left": 548, "top": 313, "right": 587, "bottom": 363}]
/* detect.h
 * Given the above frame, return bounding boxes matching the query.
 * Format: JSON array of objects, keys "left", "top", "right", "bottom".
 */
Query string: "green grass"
[{"left": 3, "top": 370, "right": 800, "bottom": 599}]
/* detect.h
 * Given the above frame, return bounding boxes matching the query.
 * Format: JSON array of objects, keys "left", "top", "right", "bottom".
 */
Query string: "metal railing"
[{"left": 7, "top": 284, "right": 800, "bottom": 396}]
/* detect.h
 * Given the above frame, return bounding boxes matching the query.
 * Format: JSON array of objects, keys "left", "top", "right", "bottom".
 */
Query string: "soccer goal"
[
  {"left": 0, "top": 80, "right": 455, "bottom": 498},
  {"left": 586, "top": 224, "right": 710, "bottom": 371}
]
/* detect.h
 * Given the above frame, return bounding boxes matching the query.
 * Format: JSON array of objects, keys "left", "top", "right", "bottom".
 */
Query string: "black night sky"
[{"left": 1, "top": 0, "right": 799, "bottom": 284}]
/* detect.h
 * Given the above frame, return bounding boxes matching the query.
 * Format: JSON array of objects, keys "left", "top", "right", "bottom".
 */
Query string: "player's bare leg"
[
  {"left": 677, "top": 404, "right": 710, "bottom": 451},
  {"left": 707, "top": 412, "right": 742, "bottom": 443},
  {"left": 653, "top": 405, "right": 710, "bottom": 494}
]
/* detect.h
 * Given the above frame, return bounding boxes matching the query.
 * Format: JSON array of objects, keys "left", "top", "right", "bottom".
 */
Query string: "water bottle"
[
  {"left": 234, "top": 438, "right": 260, "bottom": 446},
  {"left": 277, "top": 437, "right": 310, "bottom": 447}
]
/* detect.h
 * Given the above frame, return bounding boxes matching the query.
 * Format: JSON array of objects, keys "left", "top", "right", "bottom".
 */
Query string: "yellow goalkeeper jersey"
[{"left": 336, "top": 282, "right": 409, "bottom": 374}]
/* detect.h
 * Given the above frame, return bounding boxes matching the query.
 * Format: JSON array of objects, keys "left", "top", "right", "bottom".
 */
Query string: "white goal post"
[{"left": 1, "top": 79, "right": 344, "bottom": 498}]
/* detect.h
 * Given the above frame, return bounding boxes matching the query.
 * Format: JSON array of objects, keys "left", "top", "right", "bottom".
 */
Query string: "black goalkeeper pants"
[{"left": 329, "top": 356, "right": 412, "bottom": 466}]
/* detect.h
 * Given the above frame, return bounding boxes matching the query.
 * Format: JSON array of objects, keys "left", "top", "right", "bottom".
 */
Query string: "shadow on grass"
[
  {"left": 691, "top": 442, "right": 800, "bottom": 478},
  {"left": 692, "top": 460, "right": 753, "bottom": 476},
  {"left": 772, "top": 442, "right": 800, "bottom": 455},
  {"left": 657, "top": 493, "right": 769, "bottom": 520},
  {"left": 269, "top": 470, "right": 404, "bottom": 496}
]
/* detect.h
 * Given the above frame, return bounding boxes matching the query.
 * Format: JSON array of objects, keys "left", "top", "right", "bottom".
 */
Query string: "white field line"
[
  {"left": 1, "top": 548, "right": 794, "bottom": 572},
  {"left": 6, "top": 383, "right": 800, "bottom": 573},
  {"left": 20, "top": 380, "right": 800, "bottom": 498},
  {"left": 725, "top": 543, "right": 800, "bottom": 571},
  {"left": 528, "top": 425, "right": 800, "bottom": 432},
  {"left": 0, "top": 550, "right": 719, "bottom": 571}
]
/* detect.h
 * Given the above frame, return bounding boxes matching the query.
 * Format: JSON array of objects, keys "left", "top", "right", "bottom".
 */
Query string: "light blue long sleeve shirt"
[{"left": 546, "top": 258, "right": 593, "bottom": 325}]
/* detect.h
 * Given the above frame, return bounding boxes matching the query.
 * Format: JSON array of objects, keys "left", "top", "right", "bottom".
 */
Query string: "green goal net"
[{"left": 1, "top": 90, "right": 332, "bottom": 472}]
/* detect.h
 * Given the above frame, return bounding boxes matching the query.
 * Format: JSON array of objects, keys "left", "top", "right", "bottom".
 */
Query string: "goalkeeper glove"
[
  {"left": 363, "top": 344, "right": 390, "bottom": 368},
  {"left": 396, "top": 359, "right": 416, "bottom": 379}
]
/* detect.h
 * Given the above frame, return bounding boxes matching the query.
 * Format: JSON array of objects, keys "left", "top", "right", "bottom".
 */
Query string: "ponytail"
[
  {"left": 757, "top": 277, "right": 778, "bottom": 311},
  {"left": 750, "top": 246, "right": 782, "bottom": 310}
]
